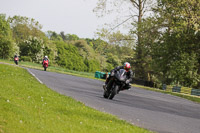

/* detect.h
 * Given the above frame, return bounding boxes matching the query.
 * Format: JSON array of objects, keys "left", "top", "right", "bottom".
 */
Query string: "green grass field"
[
  {"left": 0, "top": 64, "right": 152, "bottom": 133},
  {"left": 0, "top": 59, "right": 96, "bottom": 79}
]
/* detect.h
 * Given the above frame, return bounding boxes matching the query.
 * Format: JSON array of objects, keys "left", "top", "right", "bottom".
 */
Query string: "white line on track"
[{"left": 26, "top": 68, "right": 43, "bottom": 84}]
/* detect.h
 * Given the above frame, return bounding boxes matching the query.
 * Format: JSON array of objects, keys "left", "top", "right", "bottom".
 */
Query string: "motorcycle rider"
[
  {"left": 42, "top": 55, "right": 49, "bottom": 64},
  {"left": 14, "top": 54, "right": 19, "bottom": 65},
  {"left": 103, "top": 62, "right": 133, "bottom": 91}
]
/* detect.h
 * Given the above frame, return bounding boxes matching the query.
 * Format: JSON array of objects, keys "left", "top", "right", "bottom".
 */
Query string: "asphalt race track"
[{"left": 28, "top": 68, "right": 200, "bottom": 133}]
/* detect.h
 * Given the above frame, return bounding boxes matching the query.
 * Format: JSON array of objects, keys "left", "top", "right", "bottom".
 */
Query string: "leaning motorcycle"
[
  {"left": 103, "top": 69, "right": 127, "bottom": 100},
  {"left": 43, "top": 59, "right": 49, "bottom": 71}
]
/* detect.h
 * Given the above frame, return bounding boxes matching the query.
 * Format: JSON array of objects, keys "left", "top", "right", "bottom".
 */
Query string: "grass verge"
[
  {"left": 132, "top": 84, "right": 200, "bottom": 103},
  {"left": 0, "top": 64, "right": 152, "bottom": 133},
  {"left": 0, "top": 59, "right": 96, "bottom": 80}
]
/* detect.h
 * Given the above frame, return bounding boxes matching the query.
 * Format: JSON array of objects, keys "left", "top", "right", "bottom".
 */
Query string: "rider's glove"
[
  {"left": 111, "top": 71, "right": 115, "bottom": 76},
  {"left": 125, "top": 80, "right": 130, "bottom": 84}
]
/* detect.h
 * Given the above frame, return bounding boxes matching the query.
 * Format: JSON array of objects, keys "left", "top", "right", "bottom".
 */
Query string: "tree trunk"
[
  {"left": 197, "top": 58, "right": 200, "bottom": 89},
  {"left": 135, "top": 0, "right": 147, "bottom": 80}
]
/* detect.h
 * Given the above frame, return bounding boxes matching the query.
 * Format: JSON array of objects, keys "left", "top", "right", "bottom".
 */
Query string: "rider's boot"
[
  {"left": 103, "top": 78, "right": 109, "bottom": 90},
  {"left": 103, "top": 84, "right": 107, "bottom": 90}
]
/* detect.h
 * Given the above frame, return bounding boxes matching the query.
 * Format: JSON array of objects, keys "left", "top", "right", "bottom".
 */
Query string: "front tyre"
[
  {"left": 103, "top": 90, "right": 109, "bottom": 98},
  {"left": 103, "top": 79, "right": 113, "bottom": 99},
  {"left": 108, "top": 85, "right": 119, "bottom": 100},
  {"left": 15, "top": 61, "right": 18, "bottom": 65}
]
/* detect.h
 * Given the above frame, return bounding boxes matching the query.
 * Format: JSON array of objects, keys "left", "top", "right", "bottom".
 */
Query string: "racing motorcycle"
[
  {"left": 43, "top": 59, "right": 49, "bottom": 71},
  {"left": 103, "top": 69, "right": 127, "bottom": 100},
  {"left": 14, "top": 57, "right": 19, "bottom": 65}
]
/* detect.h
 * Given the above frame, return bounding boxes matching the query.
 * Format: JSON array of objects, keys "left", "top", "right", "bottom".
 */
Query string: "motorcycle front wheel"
[
  {"left": 15, "top": 61, "right": 18, "bottom": 65},
  {"left": 108, "top": 85, "right": 119, "bottom": 100},
  {"left": 103, "top": 90, "right": 109, "bottom": 98}
]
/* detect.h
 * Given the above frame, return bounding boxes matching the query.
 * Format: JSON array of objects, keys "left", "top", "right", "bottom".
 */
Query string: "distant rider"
[
  {"left": 14, "top": 54, "right": 19, "bottom": 65},
  {"left": 103, "top": 62, "right": 133, "bottom": 90}
]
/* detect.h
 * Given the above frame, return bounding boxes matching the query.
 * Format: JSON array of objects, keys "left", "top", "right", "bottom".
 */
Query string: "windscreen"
[{"left": 115, "top": 69, "right": 127, "bottom": 82}]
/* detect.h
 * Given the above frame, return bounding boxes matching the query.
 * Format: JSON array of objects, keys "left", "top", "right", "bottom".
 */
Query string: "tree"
[
  {"left": 106, "top": 53, "right": 120, "bottom": 67},
  {"left": 0, "top": 14, "right": 13, "bottom": 59},
  {"left": 94, "top": 0, "right": 155, "bottom": 80},
  {"left": 95, "top": 28, "right": 135, "bottom": 47},
  {"left": 66, "top": 34, "right": 79, "bottom": 41},
  {"left": 84, "top": 58, "right": 100, "bottom": 72},
  {"left": 60, "top": 31, "right": 66, "bottom": 41},
  {"left": 19, "top": 36, "right": 43, "bottom": 62},
  {"left": 131, "top": 16, "right": 162, "bottom": 80},
  {"left": 95, "top": 28, "right": 135, "bottom": 70},
  {"left": 150, "top": 0, "right": 200, "bottom": 87},
  {"left": 56, "top": 41, "right": 87, "bottom": 71},
  {"left": 73, "top": 40, "right": 101, "bottom": 72},
  {"left": 91, "top": 38, "right": 109, "bottom": 55},
  {"left": 43, "top": 40, "right": 57, "bottom": 64},
  {"left": 47, "top": 31, "right": 63, "bottom": 41},
  {"left": 8, "top": 15, "right": 46, "bottom": 43}
]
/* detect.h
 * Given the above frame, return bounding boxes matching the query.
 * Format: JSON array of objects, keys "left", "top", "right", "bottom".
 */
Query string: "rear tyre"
[
  {"left": 44, "top": 67, "right": 46, "bottom": 71},
  {"left": 109, "top": 85, "right": 119, "bottom": 100}
]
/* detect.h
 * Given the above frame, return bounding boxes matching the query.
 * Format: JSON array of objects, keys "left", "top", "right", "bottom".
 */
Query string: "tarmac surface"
[{"left": 28, "top": 68, "right": 200, "bottom": 133}]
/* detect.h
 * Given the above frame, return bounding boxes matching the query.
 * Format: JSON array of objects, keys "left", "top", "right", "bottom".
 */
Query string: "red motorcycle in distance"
[
  {"left": 43, "top": 59, "right": 49, "bottom": 71},
  {"left": 14, "top": 57, "right": 19, "bottom": 65}
]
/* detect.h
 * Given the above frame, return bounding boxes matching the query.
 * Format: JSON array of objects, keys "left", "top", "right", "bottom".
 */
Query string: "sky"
[{"left": 0, "top": 0, "right": 129, "bottom": 38}]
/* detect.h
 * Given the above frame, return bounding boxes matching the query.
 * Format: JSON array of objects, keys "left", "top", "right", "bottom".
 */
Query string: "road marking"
[{"left": 26, "top": 68, "right": 43, "bottom": 84}]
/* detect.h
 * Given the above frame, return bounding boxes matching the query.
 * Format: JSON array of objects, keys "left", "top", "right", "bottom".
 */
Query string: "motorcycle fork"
[
  {"left": 118, "top": 84, "right": 125, "bottom": 93},
  {"left": 107, "top": 77, "right": 114, "bottom": 91}
]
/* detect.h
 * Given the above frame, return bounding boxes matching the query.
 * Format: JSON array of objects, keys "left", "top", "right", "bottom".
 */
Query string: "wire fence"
[{"left": 95, "top": 71, "right": 200, "bottom": 97}]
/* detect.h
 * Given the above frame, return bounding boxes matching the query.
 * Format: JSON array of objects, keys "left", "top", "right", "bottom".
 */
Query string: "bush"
[
  {"left": 84, "top": 59, "right": 100, "bottom": 72},
  {"left": 105, "top": 63, "right": 113, "bottom": 72},
  {"left": 56, "top": 41, "right": 87, "bottom": 71},
  {"left": 20, "top": 56, "right": 32, "bottom": 62}
]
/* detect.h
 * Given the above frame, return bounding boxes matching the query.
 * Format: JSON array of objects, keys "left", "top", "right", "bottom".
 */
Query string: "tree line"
[
  {"left": 0, "top": 14, "right": 133, "bottom": 73},
  {"left": 0, "top": 0, "right": 200, "bottom": 89},
  {"left": 94, "top": 0, "right": 200, "bottom": 89}
]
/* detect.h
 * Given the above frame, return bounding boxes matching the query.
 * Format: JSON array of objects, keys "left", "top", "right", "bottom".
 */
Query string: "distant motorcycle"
[
  {"left": 43, "top": 59, "right": 49, "bottom": 71},
  {"left": 103, "top": 69, "right": 127, "bottom": 100},
  {"left": 14, "top": 57, "right": 19, "bottom": 65}
]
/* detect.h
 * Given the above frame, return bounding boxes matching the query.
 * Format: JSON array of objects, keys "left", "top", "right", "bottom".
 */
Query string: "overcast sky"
[{"left": 0, "top": 0, "right": 128, "bottom": 38}]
